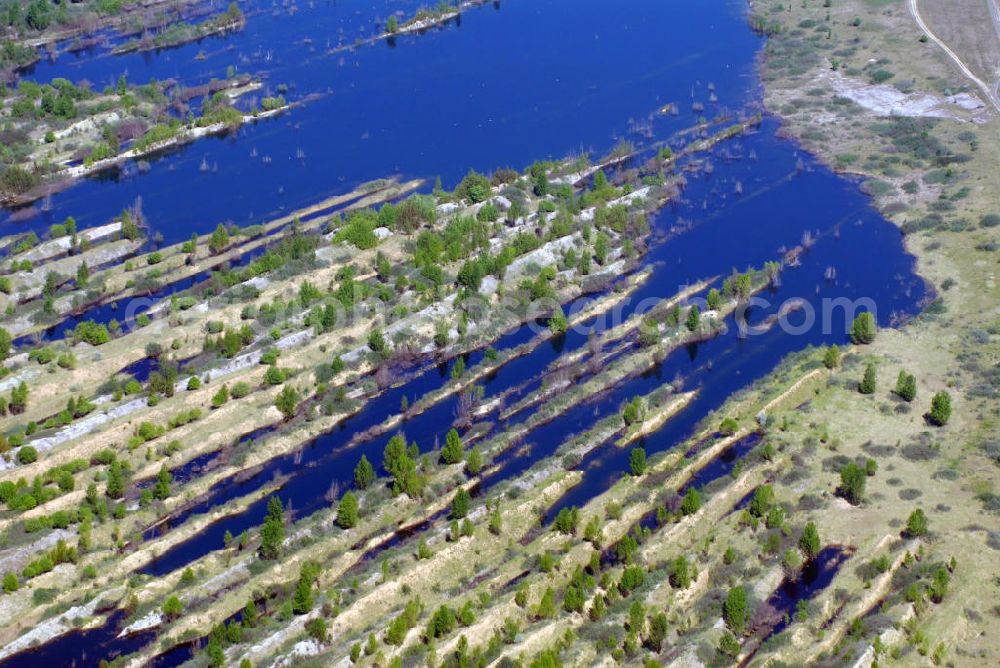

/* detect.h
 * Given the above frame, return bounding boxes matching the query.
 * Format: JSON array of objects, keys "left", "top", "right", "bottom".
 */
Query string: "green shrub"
[
  {"left": 723, "top": 586, "right": 748, "bottom": 635},
  {"left": 230, "top": 381, "right": 251, "bottom": 398},
  {"left": 928, "top": 391, "right": 951, "bottom": 426},
  {"left": 163, "top": 595, "right": 183, "bottom": 620},
  {"left": 859, "top": 362, "right": 877, "bottom": 394},
  {"left": 719, "top": 417, "right": 739, "bottom": 435},
  {"left": 895, "top": 370, "right": 916, "bottom": 402},
  {"left": 904, "top": 508, "right": 928, "bottom": 537},
  {"left": 851, "top": 312, "right": 876, "bottom": 344},
  {"left": 839, "top": 463, "right": 866, "bottom": 505},
  {"left": 73, "top": 320, "right": 110, "bottom": 345},
  {"left": 455, "top": 170, "right": 491, "bottom": 204}
]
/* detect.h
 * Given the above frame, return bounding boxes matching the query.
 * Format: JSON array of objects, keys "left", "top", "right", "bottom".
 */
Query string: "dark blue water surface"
[
  {"left": 4, "top": 0, "right": 757, "bottom": 241},
  {"left": 0, "top": 0, "right": 927, "bottom": 666}
]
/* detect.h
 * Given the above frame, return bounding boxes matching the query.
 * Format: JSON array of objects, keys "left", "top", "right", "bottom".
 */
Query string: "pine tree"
[
  {"left": 0, "top": 327, "right": 11, "bottom": 363},
  {"left": 211, "top": 383, "right": 229, "bottom": 408},
  {"left": 209, "top": 223, "right": 230, "bottom": 254},
  {"left": 383, "top": 434, "right": 422, "bottom": 497},
  {"left": 851, "top": 312, "right": 876, "bottom": 344},
  {"left": 488, "top": 505, "right": 502, "bottom": 535},
  {"left": 243, "top": 599, "right": 257, "bottom": 627},
  {"left": 337, "top": 492, "right": 359, "bottom": 529},
  {"left": 153, "top": 465, "right": 172, "bottom": 500},
  {"left": 354, "top": 455, "right": 375, "bottom": 490},
  {"left": 706, "top": 288, "right": 721, "bottom": 311},
  {"left": 686, "top": 304, "right": 701, "bottom": 332},
  {"left": 680, "top": 487, "right": 701, "bottom": 516},
  {"left": 589, "top": 594, "right": 606, "bottom": 620},
  {"left": 451, "top": 488, "right": 470, "bottom": 519},
  {"left": 275, "top": 384, "right": 300, "bottom": 420},
  {"left": 629, "top": 447, "right": 647, "bottom": 476},
  {"left": 76, "top": 261, "right": 90, "bottom": 288},
  {"left": 723, "top": 586, "right": 748, "bottom": 636},
  {"left": 441, "top": 428, "right": 464, "bottom": 464},
  {"left": 622, "top": 396, "right": 643, "bottom": 426},
  {"left": 367, "top": 328, "right": 387, "bottom": 355},
  {"left": 552, "top": 507, "right": 579, "bottom": 535},
  {"left": 259, "top": 496, "right": 285, "bottom": 560},
  {"left": 748, "top": 484, "right": 774, "bottom": 518},
  {"left": 905, "top": 508, "right": 928, "bottom": 537},
  {"left": 417, "top": 536, "right": 432, "bottom": 560},
  {"left": 292, "top": 567, "right": 314, "bottom": 614},
  {"left": 799, "top": 521, "right": 821, "bottom": 559},
  {"left": 718, "top": 632, "right": 740, "bottom": 657},
  {"left": 535, "top": 587, "right": 556, "bottom": 620},
  {"left": 628, "top": 604, "right": 655, "bottom": 637},
  {"left": 583, "top": 514, "right": 602, "bottom": 544},
  {"left": 669, "top": 555, "right": 690, "bottom": 589},
  {"left": 9, "top": 381, "right": 28, "bottom": 414},
  {"left": 548, "top": 306, "right": 568, "bottom": 334},
  {"left": 563, "top": 584, "right": 585, "bottom": 613},
  {"left": 858, "top": 362, "right": 877, "bottom": 394},
  {"left": 895, "top": 370, "right": 917, "bottom": 402},
  {"left": 594, "top": 231, "right": 608, "bottom": 264},
  {"left": 929, "top": 391, "right": 951, "bottom": 426},
  {"left": 106, "top": 459, "right": 126, "bottom": 499},
  {"left": 465, "top": 447, "right": 482, "bottom": 475},
  {"left": 839, "top": 463, "right": 866, "bottom": 505},
  {"left": 163, "top": 595, "right": 183, "bottom": 620},
  {"left": 120, "top": 211, "right": 141, "bottom": 241},
  {"left": 647, "top": 611, "right": 668, "bottom": 651},
  {"left": 823, "top": 344, "right": 841, "bottom": 369}
]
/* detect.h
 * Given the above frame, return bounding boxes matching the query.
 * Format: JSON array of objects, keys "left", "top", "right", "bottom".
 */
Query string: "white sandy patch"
[
  {"left": 504, "top": 233, "right": 581, "bottom": 279},
  {"left": 274, "top": 639, "right": 322, "bottom": 666},
  {"left": 119, "top": 610, "right": 163, "bottom": 636},
  {"left": 2, "top": 397, "right": 146, "bottom": 471},
  {"left": 0, "top": 369, "right": 38, "bottom": 393},
  {"left": 53, "top": 111, "right": 122, "bottom": 141},
  {"left": 19, "top": 222, "right": 123, "bottom": 264},
  {"left": 0, "top": 529, "right": 74, "bottom": 576},
  {"left": 820, "top": 70, "right": 987, "bottom": 121}
]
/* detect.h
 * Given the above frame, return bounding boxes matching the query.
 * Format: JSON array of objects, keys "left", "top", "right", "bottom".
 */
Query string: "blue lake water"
[
  {"left": 3, "top": 0, "right": 758, "bottom": 241},
  {"left": 0, "top": 0, "right": 926, "bottom": 665}
]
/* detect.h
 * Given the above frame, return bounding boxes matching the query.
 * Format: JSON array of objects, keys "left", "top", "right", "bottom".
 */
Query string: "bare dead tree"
[
  {"left": 217, "top": 442, "right": 234, "bottom": 467},
  {"left": 454, "top": 388, "right": 478, "bottom": 429},
  {"left": 128, "top": 195, "right": 145, "bottom": 230},
  {"left": 586, "top": 338, "right": 603, "bottom": 376},
  {"left": 374, "top": 362, "right": 394, "bottom": 390},
  {"left": 324, "top": 480, "right": 340, "bottom": 505},
  {"left": 748, "top": 600, "right": 780, "bottom": 638},
  {"left": 544, "top": 366, "right": 571, "bottom": 390},
  {"left": 672, "top": 370, "right": 685, "bottom": 391}
]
